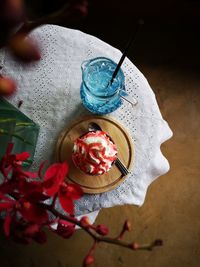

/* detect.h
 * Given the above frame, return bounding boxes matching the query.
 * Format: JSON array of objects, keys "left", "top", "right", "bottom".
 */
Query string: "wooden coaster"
[{"left": 55, "top": 116, "right": 134, "bottom": 194}]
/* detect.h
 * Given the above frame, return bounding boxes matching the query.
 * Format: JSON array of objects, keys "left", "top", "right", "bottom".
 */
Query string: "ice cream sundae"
[{"left": 72, "top": 131, "right": 117, "bottom": 175}]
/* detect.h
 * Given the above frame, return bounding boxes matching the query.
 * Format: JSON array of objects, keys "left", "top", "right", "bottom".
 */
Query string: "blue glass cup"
[{"left": 80, "top": 57, "right": 126, "bottom": 115}]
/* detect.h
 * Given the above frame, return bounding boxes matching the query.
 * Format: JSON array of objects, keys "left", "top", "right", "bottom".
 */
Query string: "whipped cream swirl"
[{"left": 72, "top": 131, "right": 117, "bottom": 175}]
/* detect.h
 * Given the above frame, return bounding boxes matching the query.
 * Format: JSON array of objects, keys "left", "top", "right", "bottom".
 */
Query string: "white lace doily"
[{"left": 0, "top": 25, "right": 172, "bottom": 219}]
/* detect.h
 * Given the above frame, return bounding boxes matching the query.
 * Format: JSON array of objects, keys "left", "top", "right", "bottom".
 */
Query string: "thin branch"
[
  {"left": 41, "top": 203, "right": 162, "bottom": 251},
  {"left": 19, "top": 0, "right": 85, "bottom": 34}
]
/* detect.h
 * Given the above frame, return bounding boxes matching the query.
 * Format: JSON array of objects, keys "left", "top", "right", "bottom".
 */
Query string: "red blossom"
[
  {"left": 43, "top": 162, "right": 68, "bottom": 196},
  {"left": 54, "top": 219, "right": 75, "bottom": 239},
  {"left": 0, "top": 145, "right": 81, "bottom": 244},
  {"left": 19, "top": 200, "right": 48, "bottom": 224},
  {"left": 0, "top": 143, "right": 38, "bottom": 181},
  {"left": 0, "top": 196, "right": 48, "bottom": 225},
  {"left": 43, "top": 162, "right": 83, "bottom": 215},
  {"left": 58, "top": 190, "right": 74, "bottom": 214},
  {"left": 11, "top": 221, "right": 47, "bottom": 244},
  {"left": 58, "top": 183, "right": 83, "bottom": 215}
]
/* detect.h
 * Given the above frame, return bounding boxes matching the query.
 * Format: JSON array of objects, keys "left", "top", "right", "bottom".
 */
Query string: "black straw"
[{"left": 110, "top": 19, "right": 144, "bottom": 85}]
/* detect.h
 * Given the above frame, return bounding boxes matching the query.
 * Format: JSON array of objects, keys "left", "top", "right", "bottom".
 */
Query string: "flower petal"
[
  {"left": 58, "top": 192, "right": 74, "bottom": 215},
  {"left": 24, "top": 171, "right": 38, "bottom": 178},
  {"left": 17, "top": 180, "right": 41, "bottom": 195},
  {"left": 6, "top": 143, "right": 14, "bottom": 155},
  {"left": 66, "top": 183, "right": 83, "bottom": 200},
  {"left": 24, "top": 224, "right": 40, "bottom": 236},
  {"left": 43, "top": 162, "right": 68, "bottom": 197},
  {"left": 55, "top": 219, "right": 75, "bottom": 239},
  {"left": 44, "top": 163, "right": 62, "bottom": 181},
  {"left": 44, "top": 162, "right": 68, "bottom": 181},
  {"left": 3, "top": 213, "right": 12, "bottom": 237},
  {"left": 20, "top": 202, "right": 48, "bottom": 224},
  {"left": 0, "top": 193, "right": 13, "bottom": 201},
  {"left": 17, "top": 169, "right": 38, "bottom": 179},
  {"left": 0, "top": 180, "right": 17, "bottom": 195},
  {"left": 15, "top": 151, "right": 30, "bottom": 161},
  {"left": 0, "top": 202, "right": 14, "bottom": 211},
  {"left": 38, "top": 161, "right": 48, "bottom": 179}
]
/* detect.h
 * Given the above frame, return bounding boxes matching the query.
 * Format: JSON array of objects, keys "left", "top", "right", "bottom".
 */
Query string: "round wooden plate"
[{"left": 55, "top": 116, "right": 134, "bottom": 194}]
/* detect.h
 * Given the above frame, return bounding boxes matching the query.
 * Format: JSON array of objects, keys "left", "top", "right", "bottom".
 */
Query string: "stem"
[
  {"left": 41, "top": 203, "right": 161, "bottom": 251},
  {"left": 19, "top": 0, "right": 83, "bottom": 34}
]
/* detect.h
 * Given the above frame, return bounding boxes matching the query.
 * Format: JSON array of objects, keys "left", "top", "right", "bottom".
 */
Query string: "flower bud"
[
  {"left": 123, "top": 220, "right": 131, "bottom": 232},
  {"left": 80, "top": 216, "right": 90, "bottom": 227},
  {"left": 9, "top": 33, "right": 41, "bottom": 62},
  {"left": 0, "top": 76, "right": 16, "bottom": 96},
  {"left": 83, "top": 254, "right": 94, "bottom": 267},
  {"left": 130, "top": 242, "right": 139, "bottom": 250},
  {"left": 96, "top": 224, "right": 109, "bottom": 236}
]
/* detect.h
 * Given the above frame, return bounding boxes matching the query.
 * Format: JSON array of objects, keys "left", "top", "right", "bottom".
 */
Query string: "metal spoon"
[{"left": 88, "top": 122, "right": 130, "bottom": 176}]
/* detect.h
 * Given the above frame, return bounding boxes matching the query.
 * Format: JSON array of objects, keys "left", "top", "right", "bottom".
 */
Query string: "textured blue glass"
[{"left": 80, "top": 57, "right": 125, "bottom": 115}]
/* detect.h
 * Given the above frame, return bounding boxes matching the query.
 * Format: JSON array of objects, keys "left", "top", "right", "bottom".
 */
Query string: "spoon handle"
[
  {"left": 115, "top": 158, "right": 130, "bottom": 176},
  {"left": 88, "top": 122, "right": 130, "bottom": 176}
]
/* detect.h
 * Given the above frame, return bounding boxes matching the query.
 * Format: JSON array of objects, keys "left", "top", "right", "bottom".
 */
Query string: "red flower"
[
  {"left": 53, "top": 219, "right": 75, "bottom": 239},
  {"left": 0, "top": 185, "right": 49, "bottom": 237},
  {"left": 0, "top": 143, "right": 37, "bottom": 181},
  {"left": 19, "top": 199, "right": 48, "bottom": 224},
  {"left": 11, "top": 221, "right": 47, "bottom": 244},
  {"left": 43, "top": 162, "right": 83, "bottom": 215},
  {"left": 58, "top": 183, "right": 83, "bottom": 214},
  {"left": 0, "top": 196, "right": 48, "bottom": 234},
  {"left": 43, "top": 163, "right": 68, "bottom": 196},
  {"left": 0, "top": 146, "right": 83, "bottom": 244}
]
